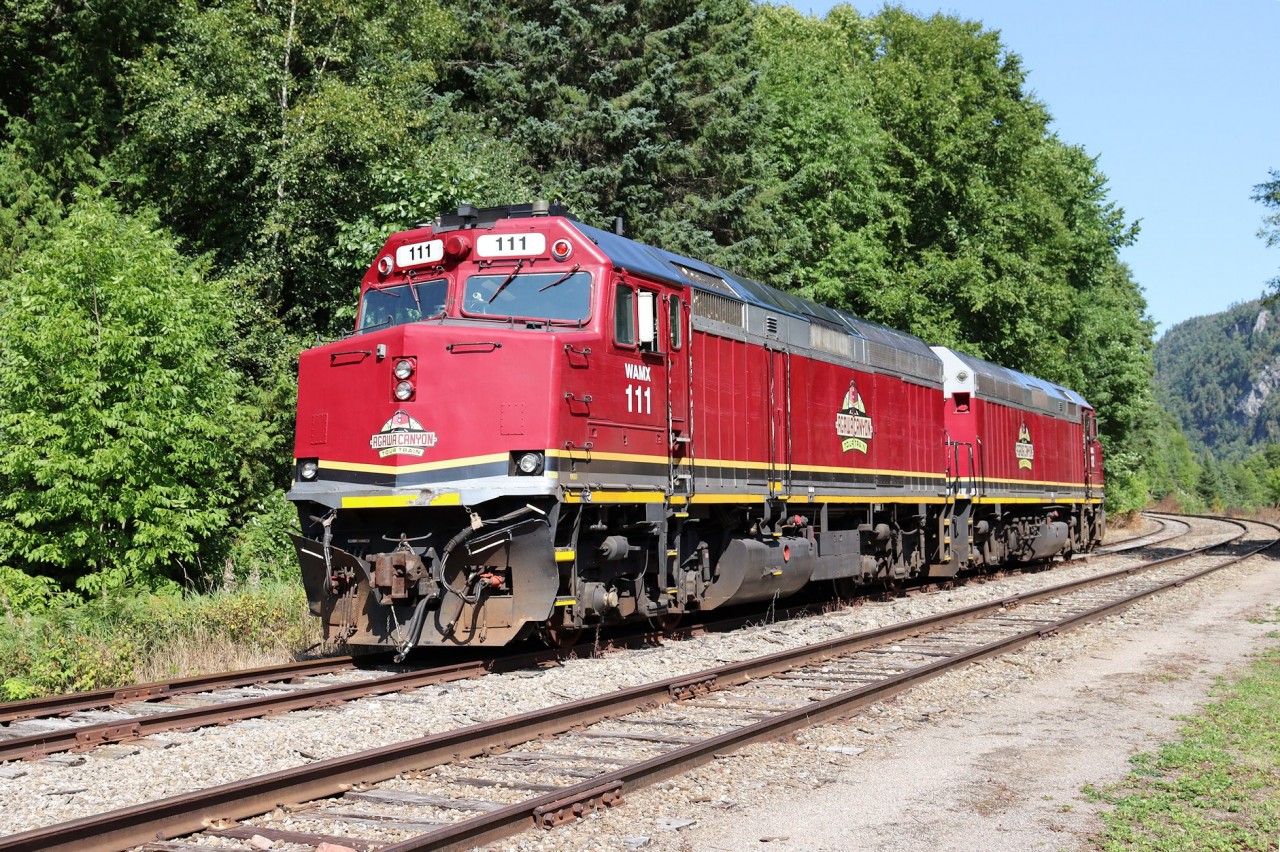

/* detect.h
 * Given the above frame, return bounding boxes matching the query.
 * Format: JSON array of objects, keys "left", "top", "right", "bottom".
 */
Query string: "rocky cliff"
[{"left": 1155, "top": 300, "right": 1280, "bottom": 455}]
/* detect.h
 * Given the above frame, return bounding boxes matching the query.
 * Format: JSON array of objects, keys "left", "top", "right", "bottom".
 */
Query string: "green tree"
[
  {"left": 442, "top": 0, "right": 763, "bottom": 257},
  {"left": 1194, "top": 451, "right": 1229, "bottom": 510},
  {"left": 1137, "top": 407, "right": 1199, "bottom": 506},
  {"left": 0, "top": 193, "right": 269, "bottom": 591},
  {"left": 0, "top": 133, "right": 62, "bottom": 278},
  {"left": 1254, "top": 169, "right": 1280, "bottom": 302},
  {"left": 742, "top": 5, "right": 1153, "bottom": 511},
  {"left": 855, "top": 9, "right": 1141, "bottom": 382},
  {"left": 1155, "top": 300, "right": 1279, "bottom": 454},
  {"left": 736, "top": 5, "right": 894, "bottom": 290},
  {"left": 111, "top": 0, "right": 530, "bottom": 334},
  {"left": 0, "top": 0, "right": 177, "bottom": 190}
]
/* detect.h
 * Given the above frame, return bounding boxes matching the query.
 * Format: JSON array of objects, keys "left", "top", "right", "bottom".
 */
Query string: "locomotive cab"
[{"left": 288, "top": 204, "right": 698, "bottom": 653}]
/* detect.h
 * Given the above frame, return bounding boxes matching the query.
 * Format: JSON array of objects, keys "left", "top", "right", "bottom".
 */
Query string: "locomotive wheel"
[
  {"left": 832, "top": 577, "right": 858, "bottom": 600},
  {"left": 539, "top": 622, "right": 583, "bottom": 649},
  {"left": 649, "top": 612, "right": 683, "bottom": 633}
]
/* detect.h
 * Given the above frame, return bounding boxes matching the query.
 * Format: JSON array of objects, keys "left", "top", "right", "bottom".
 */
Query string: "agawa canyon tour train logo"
[
  {"left": 1016, "top": 420, "right": 1035, "bottom": 470},
  {"left": 370, "top": 410, "right": 438, "bottom": 458},
  {"left": 835, "top": 380, "right": 874, "bottom": 454}
]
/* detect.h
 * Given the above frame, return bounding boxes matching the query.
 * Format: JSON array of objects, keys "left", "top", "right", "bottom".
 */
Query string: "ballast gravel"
[
  {"left": 490, "top": 518, "right": 1280, "bottom": 852},
  {"left": 1, "top": 515, "right": 1271, "bottom": 852}
]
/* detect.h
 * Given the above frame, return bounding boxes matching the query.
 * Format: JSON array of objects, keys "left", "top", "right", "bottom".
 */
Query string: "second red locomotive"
[{"left": 287, "top": 203, "right": 1105, "bottom": 656}]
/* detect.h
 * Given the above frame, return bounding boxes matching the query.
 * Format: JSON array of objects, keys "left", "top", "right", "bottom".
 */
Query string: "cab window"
[
  {"left": 462, "top": 270, "right": 591, "bottom": 323},
  {"left": 615, "top": 284, "right": 636, "bottom": 346},
  {"left": 359, "top": 278, "right": 447, "bottom": 332},
  {"left": 668, "top": 295, "right": 682, "bottom": 351}
]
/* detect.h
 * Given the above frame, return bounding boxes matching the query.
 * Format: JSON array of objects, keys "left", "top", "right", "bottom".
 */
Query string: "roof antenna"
[{"left": 613, "top": 216, "right": 624, "bottom": 236}]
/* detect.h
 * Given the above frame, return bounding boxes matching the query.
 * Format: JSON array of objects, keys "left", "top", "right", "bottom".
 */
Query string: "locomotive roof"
[
  {"left": 938, "top": 347, "right": 1091, "bottom": 414},
  {"left": 424, "top": 205, "right": 1080, "bottom": 398},
  {"left": 575, "top": 222, "right": 938, "bottom": 362}
]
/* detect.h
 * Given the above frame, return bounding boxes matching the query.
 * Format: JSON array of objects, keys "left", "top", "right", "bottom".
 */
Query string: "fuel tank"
[{"left": 700, "top": 536, "right": 814, "bottom": 610}]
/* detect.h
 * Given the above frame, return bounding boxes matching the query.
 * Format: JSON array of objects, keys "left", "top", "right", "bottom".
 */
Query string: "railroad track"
[
  {"left": 0, "top": 655, "right": 374, "bottom": 726},
  {"left": 0, "top": 607, "right": 871, "bottom": 763},
  {"left": 0, "top": 514, "right": 1188, "bottom": 765},
  {"left": 1090, "top": 513, "right": 1178, "bottom": 554},
  {"left": 0, "top": 513, "right": 1265, "bottom": 852}
]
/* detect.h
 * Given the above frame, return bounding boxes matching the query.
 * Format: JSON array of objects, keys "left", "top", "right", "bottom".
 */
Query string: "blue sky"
[{"left": 782, "top": 1, "right": 1280, "bottom": 336}]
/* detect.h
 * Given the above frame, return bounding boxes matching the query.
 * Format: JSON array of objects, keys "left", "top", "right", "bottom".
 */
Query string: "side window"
[
  {"left": 614, "top": 284, "right": 636, "bottom": 346},
  {"left": 668, "top": 295, "right": 682, "bottom": 351}
]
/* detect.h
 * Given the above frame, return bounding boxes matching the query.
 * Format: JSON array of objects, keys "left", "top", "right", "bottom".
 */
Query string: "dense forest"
[
  {"left": 1152, "top": 301, "right": 1280, "bottom": 509},
  {"left": 0, "top": 0, "right": 1164, "bottom": 600}
]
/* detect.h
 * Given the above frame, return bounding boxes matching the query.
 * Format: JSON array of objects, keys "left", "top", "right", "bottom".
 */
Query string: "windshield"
[
  {"left": 462, "top": 270, "right": 591, "bottom": 324},
  {"left": 359, "top": 278, "right": 447, "bottom": 332}
]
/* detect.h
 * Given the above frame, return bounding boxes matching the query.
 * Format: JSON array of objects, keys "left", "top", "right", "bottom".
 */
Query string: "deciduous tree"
[
  {"left": 111, "top": 0, "right": 530, "bottom": 334},
  {"left": 0, "top": 194, "right": 268, "bottom": 591}
]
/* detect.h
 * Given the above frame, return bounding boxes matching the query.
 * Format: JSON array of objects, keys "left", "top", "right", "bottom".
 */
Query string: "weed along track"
[{"left": 0, "top": 513, "right": 1265, "bottom": 852}]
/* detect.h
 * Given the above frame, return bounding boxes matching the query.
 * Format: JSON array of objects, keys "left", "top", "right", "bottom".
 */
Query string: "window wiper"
[
  {"left": 360, "top": 315, "right": 393, "bottom": 332},
  {"left": 487, "top": 259, "right": 525, "bottom": 304},
  {"left": 538, "top": 264, "right": 581, "bottom": 292}
]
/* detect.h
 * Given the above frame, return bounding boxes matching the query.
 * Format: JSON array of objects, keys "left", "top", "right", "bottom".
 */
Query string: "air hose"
[{"left": 394, "top": 504, "right": 546, "bottom": 661}]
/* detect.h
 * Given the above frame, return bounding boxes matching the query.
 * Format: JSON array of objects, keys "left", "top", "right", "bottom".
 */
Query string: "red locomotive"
[{"left": 288, "top": 203, "right": 1104, "bottom": 656}]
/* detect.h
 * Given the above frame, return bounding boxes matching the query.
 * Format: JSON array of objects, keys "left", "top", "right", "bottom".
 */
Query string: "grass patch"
[
  {"left": 0, "top": 581, "right": 323, "bottom": 699},
  {"left": 1091, "top": 619, "right": 1280, "bottom": 850}
]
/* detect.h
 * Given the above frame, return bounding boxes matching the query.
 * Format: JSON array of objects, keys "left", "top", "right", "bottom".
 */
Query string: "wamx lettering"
[{"left": 624, "top": 363, "right": 652, "bottom": 382}]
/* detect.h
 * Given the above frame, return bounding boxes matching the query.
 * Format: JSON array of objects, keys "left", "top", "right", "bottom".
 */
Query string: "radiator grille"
[
  {"left": 866, "top": 341, "right": 941, "bottom": 383},
  {"left": 810, "top": 323, "right": 852, "bottom": 358},
  {"left": 692, "top": 290, "right": 745, "bottom": 326}
]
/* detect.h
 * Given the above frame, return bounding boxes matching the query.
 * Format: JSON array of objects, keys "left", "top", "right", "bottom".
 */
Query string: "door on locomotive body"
[
  {"left": 1083, "top": 408, "right": 1103, "bottom": 500},
  {"left": 598, "top": 277, "right": 675, "bottom": 487},
  {"left": 665, "top": 289, "right": 694, "bottom": 496},
  {"left": 766, "top": 343, "right": 792, "bottom": 496}
]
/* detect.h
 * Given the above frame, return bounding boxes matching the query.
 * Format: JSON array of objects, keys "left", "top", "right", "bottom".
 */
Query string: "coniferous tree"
[{"left": 442, "top": 0, "right": 764, "bottom": 257}]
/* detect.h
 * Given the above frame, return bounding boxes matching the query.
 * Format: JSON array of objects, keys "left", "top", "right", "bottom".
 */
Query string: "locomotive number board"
[
  {"left": 477, "top": 233, "right": 547, "bottom": 258},
  {"left": 395, "top": 239, "right": 444, "bottom": 268}
]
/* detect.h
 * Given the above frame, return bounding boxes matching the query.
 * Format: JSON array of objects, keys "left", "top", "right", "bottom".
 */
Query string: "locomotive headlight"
[
  {"left": 393, "top": 358, "right": 415, "bottom": 380},
  {"left": 299, "top": 459, "right": 319, "bottom": 481},
  {"left": 515, "top": 452, "right": 544, "bottom": 475},
  {"left": 394, "top": 380, "right": 415, "bottom": 401}
]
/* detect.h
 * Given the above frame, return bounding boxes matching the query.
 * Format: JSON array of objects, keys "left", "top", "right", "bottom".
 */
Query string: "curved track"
[
  {"left": 0, "top": 513, "right": 1194, "bottom": 763},
  {"left": 0, "top": 513, "right": 1268, "bottom": 852}
]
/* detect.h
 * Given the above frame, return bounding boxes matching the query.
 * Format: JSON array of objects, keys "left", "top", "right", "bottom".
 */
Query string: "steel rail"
[
  {"left": 391, "top": 519, "right": 1275, "bottom": 851},
  {"left": 0, "top": 655, "right": 375, "bottom": 726},
  {"left": 0, "top": 659, "right": 497, "bottom": 763},
  {"left": 0, "top": 603, "right": 863, "bottom": 762},
  {"left": 0, "top": 512, "right": 1170, "bottom": 732},
  {"left": 0, "top": 515, "right": 1260, "bottom": 852},
  {"left": 0, "top": 605, "right": 868, "bottom": 761},
  {"left": 1089, "top": 514, "right": 1176, "bottom": 555},
  {"left": 0, "top": 540, "right": 1123, "bottom": 762}
]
